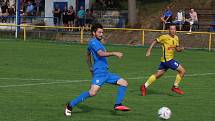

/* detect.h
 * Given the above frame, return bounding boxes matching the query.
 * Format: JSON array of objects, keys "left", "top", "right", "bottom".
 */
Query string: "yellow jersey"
[{"left": 156, "top": 34, "right": 179, "bottom": 62}]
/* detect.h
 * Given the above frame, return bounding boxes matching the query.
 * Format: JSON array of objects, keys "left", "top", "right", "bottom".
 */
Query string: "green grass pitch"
[{"left": 0, "top": 40, "right": 215, "bottom": 121}]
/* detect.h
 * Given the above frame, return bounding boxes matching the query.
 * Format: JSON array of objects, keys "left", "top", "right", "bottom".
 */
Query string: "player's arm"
[
  {"left": 97, "top": 50, "right": 123, "bottom": 59},
  {"left": 86, "top": 51, "right": 93, "bottom": 75},
  {"left": 146, "top": 40, "right": 158, "bottom": 56},
  {"left": 175, "top": 46, "right": 184, "bottom": 52},
  {"left": 175, "top": 38, "right": 184, "bottom": 52}
]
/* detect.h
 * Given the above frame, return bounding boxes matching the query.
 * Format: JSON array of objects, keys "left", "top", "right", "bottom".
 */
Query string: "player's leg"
[
  {"left": 171, "top": 64, "right": 186, "bottom": 94},
  {"left": 165, "top": 59, "right": 185, "bottom": 94},
  {"left": 114, "top": 79, "right": 130, "bottom": 111},
  {"left": 174, "top": 64, "right": 186, "bottom": 87},
  {"left": 65, "top": 72, "right": 107, "bottom": 116},
  {"left": 68, "top": 84, "right": 101, "bottom": 107},
  {"left": 141, "top": 62, "right": 167, "bottom": 96},
  {"left": 65, "top": 84, "right": 100, "bottom": 116},
  {"left": 146, "top": 70, "right": 166, "bottom": 87},
  {"left": 141, "top": 70, "right": 166, "bottom": 96},
  {"left": 106, "top": 73, "right": 130, "bottom": 111}
]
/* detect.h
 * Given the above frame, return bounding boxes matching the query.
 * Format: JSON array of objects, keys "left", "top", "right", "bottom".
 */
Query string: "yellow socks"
[
  {"left": 144, "top": 74, "right": 183, "bottom": 88},
  {"left": 174, "top": 74, "right": 182, "bottom": 87},
  {"left": 145, "top": 74, "right": 156, "bottom": 88}
]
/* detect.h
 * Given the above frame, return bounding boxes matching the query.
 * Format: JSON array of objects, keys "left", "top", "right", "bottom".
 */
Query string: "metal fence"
[{"left": 0, "top": 24, "right": 214, "bottom": 52}]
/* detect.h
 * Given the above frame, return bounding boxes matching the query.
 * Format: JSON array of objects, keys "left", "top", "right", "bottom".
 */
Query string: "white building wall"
[
  {"left": 45, "top": 0, "right": 91, "bottom": 26},
  {"left": 70, "top": 0, "right": 76, "bottom": 10},
  {"left": 85, "top": 0, "right": 90, "bottom": 10},
  {"left": 44, "top": 0, "right": 77, "bottom": 26}
]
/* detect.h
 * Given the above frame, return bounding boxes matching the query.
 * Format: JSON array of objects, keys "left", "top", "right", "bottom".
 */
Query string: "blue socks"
[
  {"left": 115, "top": 86, "right": 127, "bottom": 105},
  {"left": 69, "top": 91, "right": 90, "bottom": 107},
  {"left": 68, "top": 86, "right": 127, "bottom": 108}
]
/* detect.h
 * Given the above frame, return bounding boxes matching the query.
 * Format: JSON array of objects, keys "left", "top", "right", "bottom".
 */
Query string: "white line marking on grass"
[
  {"left": 0, "top": 80, "right": 89, "bottom": 88},
  {"left": 0, "top": 77, "right": 47, "bottom": 81},
  {"left": 126, "top": 72, "right": 215, "bottom": 80},
  {"left": 0, "top": 72, "right": 214, "bottom": 88}
]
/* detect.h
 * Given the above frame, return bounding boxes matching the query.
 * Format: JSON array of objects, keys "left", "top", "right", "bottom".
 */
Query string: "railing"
[
  {"left": 0, "top": 16, "right": 56, "bottom": 24},
  {"left": 0, "top": 24, "right": 214, "bottom": 52}
]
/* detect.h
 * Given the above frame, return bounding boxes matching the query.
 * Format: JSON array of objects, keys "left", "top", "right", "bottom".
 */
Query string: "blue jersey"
[
  {"left": 87, "top": 38, "right": 109, "bottom": 72},
  {"left": 163, "top": 10, "right": 173, "bottom": 17}
]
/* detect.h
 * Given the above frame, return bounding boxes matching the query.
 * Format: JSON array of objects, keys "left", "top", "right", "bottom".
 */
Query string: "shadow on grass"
[
  {"left": 129, "top": 88, "right": 181, "bottom": 97},
  {"left": 72, "top": 104, "right": 130, "bottom": 116},
  {"left": 72, "top": 104, "right": 96, "bottom": 114},
  {"left": 110, "top": 110, "right": 131, "bottom": 116},
  {"left": 148, "top": 89, "right": 175, "bottom": 97}
]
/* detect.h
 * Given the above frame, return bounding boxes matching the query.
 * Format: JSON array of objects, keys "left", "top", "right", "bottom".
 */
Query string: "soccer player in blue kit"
[{"left": 65, "top": 23, "right": 130, "bottom": 116}]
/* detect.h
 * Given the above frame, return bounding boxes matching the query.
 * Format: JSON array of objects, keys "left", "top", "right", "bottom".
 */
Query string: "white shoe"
[{"left": 64, "top": 105, "right": 72, "bottom": 116}]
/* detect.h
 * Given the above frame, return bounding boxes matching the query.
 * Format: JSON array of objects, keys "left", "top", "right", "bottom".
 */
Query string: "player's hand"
[
  {"left": 146, "top": 51, "right": 151, "bottom": 57},
  {"left": 176, "top": 46, "right": 184, "bottom": 52},
  {"left": 113, "top": 52, "right": 123, "bottom": 58}
]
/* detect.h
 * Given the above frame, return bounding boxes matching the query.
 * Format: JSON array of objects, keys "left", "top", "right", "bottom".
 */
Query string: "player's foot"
[
  {"left": 64, "top": 104, "right": 72, "bottom": 116},
  {"left": 114, "top": 104, "right": 130, "bottom": 111},
  {"left": 141, "top": 84, "right": 147, "bottom": 96},
  {"left": 171, "top": 86, "right": 184, "bottom": 95}
]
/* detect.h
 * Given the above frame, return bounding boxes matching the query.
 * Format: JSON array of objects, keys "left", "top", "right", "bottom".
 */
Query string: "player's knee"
[
  {"left": 117, "top": 79, "right": 128, "bottom": 87},
  {"left": 89, "top": 91, "right": 97, "bottom": 96},
  {"left": 155, "top": 72, "right": 164, "bottom": 79},
  {"left": 155, "top": 74, "right": 161, "bottom": 79},
  {"left": 180, "top": 68, "right": 186, "bottom": 76},
  {"left": 122, "top": 80, "right": 128, "bottom": 86},
  {"left": 182, "top": 69, "right": 186, "bottom": 75}
]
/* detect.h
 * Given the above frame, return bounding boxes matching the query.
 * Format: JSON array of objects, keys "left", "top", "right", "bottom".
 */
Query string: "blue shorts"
[
  {"left": 158, "top": 59, "right": 180, "bottom": 71},
  {"left": 91, "top": 70, "right": 121, "bottom": 86}
]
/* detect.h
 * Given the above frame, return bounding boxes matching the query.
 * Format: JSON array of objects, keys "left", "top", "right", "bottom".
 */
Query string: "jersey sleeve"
[
  {"left": 156, "top": 35, "right": 165, "bottom": 43},
  {"left": 91, "top": 41, "right": 103, "bottom": 52}
]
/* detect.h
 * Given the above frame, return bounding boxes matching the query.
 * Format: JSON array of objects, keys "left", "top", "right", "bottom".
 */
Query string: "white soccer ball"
[{"left": 158, "top": 107, "right": 172, "bottom": 120}]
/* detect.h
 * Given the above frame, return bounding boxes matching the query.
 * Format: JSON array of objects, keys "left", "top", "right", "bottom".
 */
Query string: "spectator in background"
[
  {"left": 62, "top": 5, "right": 68, "bottom": 31},
  {"left": 26, "top": 1, "right": 34, "bottom": 16},
  {"left": 117, "top": 14, "right": 126, "bottom": 28},
  {"left": 53, "top": 5, "right": 61, "bottom": 26},
  {"left": 68, "top": 5, "right": 75, "bottom": 31},
  {"left": 8, "top": 4, "right": 15, "bottom": 23},
  {"left": 161, "top": 6, "right": 173, "bottom": 30},
  {"left": 77, "top": 6, "right": 86, "bottom": 28},
  {"left": 174, "top": 9, "right": 185, "bottom": 30},
  {"left": 85, "top": 9, "right": 94, "bottom": 30},
  {"left": 20, "top": 9, "right": 25, "bottom": 16},
  {"left": 1, "top": 2, "right": 9, "bottom": 23},
  {"left": 35, "top": 0, "right": 41, "bottom": 16},
  {"left": 186, "top": 8, "right": 198, "bottom": 32}
]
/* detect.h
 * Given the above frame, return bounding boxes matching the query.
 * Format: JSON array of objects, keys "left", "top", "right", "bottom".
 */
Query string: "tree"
[{"left": 128, "top": 0, "right": 137, "bottom": 27}]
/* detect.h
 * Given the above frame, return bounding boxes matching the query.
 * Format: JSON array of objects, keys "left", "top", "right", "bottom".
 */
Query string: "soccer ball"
[{"left": 158, "top": 107, "right": 172, "bottom": 120}]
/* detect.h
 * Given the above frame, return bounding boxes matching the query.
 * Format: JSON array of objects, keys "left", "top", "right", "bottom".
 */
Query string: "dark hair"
[
  {"left": 91, "top": 23, "right": 103, "bottom": 33},
  {"left": 168, "top": 23, "right": 176, "bottom": 29}
]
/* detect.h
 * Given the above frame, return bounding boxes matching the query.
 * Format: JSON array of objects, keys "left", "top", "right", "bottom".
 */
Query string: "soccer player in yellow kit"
[{"left": 141, "top": 24, "right": 186, "bottom": 96}]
